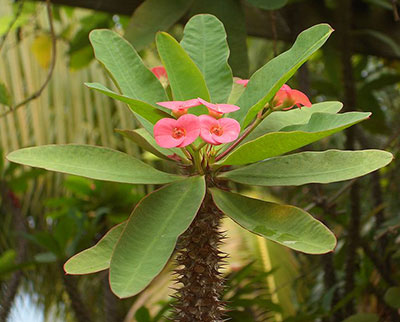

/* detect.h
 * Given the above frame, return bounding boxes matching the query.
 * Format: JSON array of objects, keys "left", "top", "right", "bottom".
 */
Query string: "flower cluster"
[
  {"left": 152, "top": 67, "right": 312, "bottom": 149},
  {"left": 154, "top": 98, "right": 240, "bottom": 148}
]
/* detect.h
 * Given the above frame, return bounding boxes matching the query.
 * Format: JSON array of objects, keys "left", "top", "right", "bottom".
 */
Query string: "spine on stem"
[{"left": 172, "top": 191, "right": 227, "bottom": 322}]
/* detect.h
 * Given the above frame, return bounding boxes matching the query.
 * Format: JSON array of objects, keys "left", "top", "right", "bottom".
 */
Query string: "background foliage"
[{"left": 0, "top": 0, "right": 399, "bottom": 321}]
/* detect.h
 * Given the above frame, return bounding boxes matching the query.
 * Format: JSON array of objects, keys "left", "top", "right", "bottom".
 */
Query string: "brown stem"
[
  {"left": 61, "top": 267, "right": 94, "bottom": 322},
  {"left": 172, "top": 191, "right": 226, "bottom": 321},
  {"left": 0, "top": 0, "right": 56, "bottom": 119}
]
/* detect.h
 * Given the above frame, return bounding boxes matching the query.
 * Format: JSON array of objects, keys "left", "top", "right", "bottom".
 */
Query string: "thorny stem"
[
  {"left": 173, "top": 190, "right": 226, "bottom": 322},
  {"left": 214, "top": 108, "right": 272, "bottom": 162}
]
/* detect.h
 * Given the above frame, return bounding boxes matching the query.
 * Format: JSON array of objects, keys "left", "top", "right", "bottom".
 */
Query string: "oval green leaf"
[
  {"left": 218, "top": 111, "right": 370, "bottom": 165},
  {"left": 110, "top": 176, "right": 206, "bottom": 298},
  {"left": 210, "top": 188, "right": 336, "bottom": 254},
  {"left": 156, "top": 32, "right": 210, "bottom": 102},
  {"left": 64, "top": 222, "right": 126, "bottom": 275},
  {"left": 220, "top": 150, "right": 393, "bottom": 186},
  {"left": 233, "top": 24, "right": 333, "bottom": 127},
  {"left": 181, "top": 14, "right": 233, "bottom": 103},
  {"left": 89, "top": 29, "right": 167, "bottom": 105},
  {"left": 7, "top": 145, "right": 183, "bottom": 184}
]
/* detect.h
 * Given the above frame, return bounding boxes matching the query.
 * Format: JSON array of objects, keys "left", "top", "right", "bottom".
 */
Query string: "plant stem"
[
  {"left": 173, "top": 191, "right": 226, "bottom": 321},
  {"left": 215, "top": 109, "right": 272, "bottom": 162}
]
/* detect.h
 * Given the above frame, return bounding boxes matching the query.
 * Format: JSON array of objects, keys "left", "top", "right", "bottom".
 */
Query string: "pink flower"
[
  {"left": 154, "top": 114, "right": 200, "bottom": 148},
  {"left": 199, "top": 115, "right": 240, "bottom": 145},
  {"left": 271, "top": 84, "right": 312, "bottom": 110},
  {"left": 198, "top": 98, "right": 240, "bottom": 119},
  {"left": 151, "top": 66, "right": 168, "bottom": 80},
  {"left": 156, "top": 99, "right": 201, "bottom": 117},
  {"left": 235, "top": 79, "right": 249, "bottom": 87}
]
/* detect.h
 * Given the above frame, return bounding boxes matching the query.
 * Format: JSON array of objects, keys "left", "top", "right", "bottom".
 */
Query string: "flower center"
[
  {"left": 210, "top": 125, "right": 223, "bottom": 136},
  {"left": 172, "top": 127, "right": 186, "bottom": 139}
]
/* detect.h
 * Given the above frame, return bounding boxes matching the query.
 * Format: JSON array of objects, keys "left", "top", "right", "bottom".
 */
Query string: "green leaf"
[
  {"left": 190, "top": 0, "right": 249, "bottom": 78},
  {"left": 85, "top": 82, "right": 170, "bottom": 125},
  {"left": 245, "top": 0, "right": 288, "bottom": 10},
  {"left": 0, "top": 82, "right": 11, "bottom": 106},
  {"left": 342, "top": 313, "right": 379, "bottom": 322},
  {"left": 64, "top": 223, "right": 125, "bottom": 274},
  {"left": 115, "top": 128, "right": 185, "bottom": 160},
  {"left": 211, "top": 189, "right": 336, "bottom": 254},
  {"left": 181, "top": 14, "right": 233, "bottom": 103},
  {"left": 220, "top": 150, "right": 393, "bottom": 186},
  {"left": 228, "top": 79, "right": 246, "bottom": 104},
  {"left": 7, "top": 145, "right": 182, "bottom": 184},
  {"left": 218, "top": 111, "right": 370, "bottom": 165},
  {"left": 233, "top": 24, "right": 333, "bottom": 127},
  {"left": 89, "top": 29, "right": 167, "bottom": 105},
  {"left": 245, "top": 101, "right": 343, "bottom": 142},
  {"left": 110, "top": 176, "right": 206, "bottom": 298},
  {"left": 125, "top": 0, "right": 193, "bottom": 51},
  {"left": 384, "top": 287, "right": 400, "bottom": 309},
  {"left": 156, "top": 32, "right": 210, "bottom": 102}
]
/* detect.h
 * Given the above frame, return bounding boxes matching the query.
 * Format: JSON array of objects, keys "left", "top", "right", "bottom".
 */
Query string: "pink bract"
[
  {"left": 235, "top": 79, "right": 249, "bottom": 87},
  {"left": 199, "top": 115, "right": 240, "bottom": 145},
  {"left": 154, "top": 114, "right": 200, "bottom": 148},
  {"left": 198, "top": 98, "right": 240, "bottom": 117},
  {"left": 272, "top": 84, "right": 312, "bottom": 110},
  {"left": 156, "top": 99, "right": 201, "bottom": 113},
  {"left": 151, "top": 66, "right": 168, "bottom": 80}
]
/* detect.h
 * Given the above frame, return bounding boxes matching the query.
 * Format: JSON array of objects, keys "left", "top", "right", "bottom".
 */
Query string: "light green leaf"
[
  {"left": 110, "top": 176, "right": 206, "bottom": 298},
  {"left": 233, "top": 24, "right": 333, "bottom": 127},
  {"left": 85, "top": 82, "right": 170, "bottom": 125},
  {"left": 64, "top": 223, "right": 126, "bottom": 274},
  {"left": 211, "top": 189, "right": 336, "bottom": 254},
  {"left": 115, "top": 128, "right": 185, "bottom": 161},
  {"left": 342, "top": 313, "right": 379, "bottom": 322},
  {"left": 220, "top": 150, "right": 393, "bottom": 186},
  {"left": 228, "top": 78, "right": 246, "bottom": 104},
  {"left": 7, "top": 145, "right": 182, "bottom": 184},
  {"left": 244, "top": 101, "right": 343, "bottom": 142},
  {"left": 89, "top": 29, "right": 167, "bottom": 105},
  {"left": 245, "top": 0, "right": 288, "bottom": 10},
  {"left": 156, "top": 32, "right": 210, "bottom": 102},
  {"left": 125, "top": 0, "right": 193, "bottom": 51},
  {"left": 181, "top": 14, "right": 233, "bottom": 103},
  {"left": 217, "top": 111, "right": 370, "bottom": 165}
]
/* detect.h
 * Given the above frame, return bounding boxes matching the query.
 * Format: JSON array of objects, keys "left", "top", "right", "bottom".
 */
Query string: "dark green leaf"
[
  {"left": 384, "top": 287, "right": 400, "bottom": 309},
  {"left": 245, "top": 0, "right": 288, "bottom": 10}
]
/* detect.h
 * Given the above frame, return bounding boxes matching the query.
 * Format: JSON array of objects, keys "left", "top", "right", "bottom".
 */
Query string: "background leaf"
[
  {"left": 181, "top": 14, "right": 233, "bottom": 103},
  {"left": 110, "top": 176, "right": 206, "bottom": 298},
  {"left": 220, "top": 150, "right": 393, "bottom": 186},
  {"left": 0, "top": 82, "right": 11, "bottom": 106},
  {"left": 245, "top": 0, "right": 288, "bottom": 10},
  {"left": 125, "top": 0, "right": 193, "bottom": 51},
  {"left": 7, "top": 145, "right": 182, "bottom": 184},
  {"left": 211, "top": 189, "right": 336, "bottom": 254}
]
